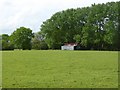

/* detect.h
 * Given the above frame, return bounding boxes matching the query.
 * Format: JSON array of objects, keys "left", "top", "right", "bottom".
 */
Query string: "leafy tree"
[
  {"left": 73, "top": 34, "right": 81, "bottom": 43},
  {"left": 32, "top": 32, "right": 48, "bottom": 50},
  {"left": 10, "top": 27, "right": 33, "bottom": 50},
  {"left": 40, "top": 1, "right": 119, "bottom": 50},
  {"left": 2, "top": 34, "right": 14, "bottom": 50},
  {"left": 0, "top": 35, "right": 1, "bottom": 50}
]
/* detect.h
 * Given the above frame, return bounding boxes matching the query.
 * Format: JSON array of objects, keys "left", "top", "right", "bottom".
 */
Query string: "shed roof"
[{"left": 64, "top": 43, "right": 78, "bottom": 46}]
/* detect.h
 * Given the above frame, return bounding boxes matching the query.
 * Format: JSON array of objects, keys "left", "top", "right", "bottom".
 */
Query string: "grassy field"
[
  {"left": 0, "top": 51, "right": 2, "bottom": 88},
  {"left": 2, "top": 50, "right": 118, "bottom": 88}
]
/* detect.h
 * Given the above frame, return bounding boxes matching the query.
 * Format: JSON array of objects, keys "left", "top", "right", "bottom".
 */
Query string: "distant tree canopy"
[
  {"left": 1, "top": 34, "right": 14, "bottom": 50},
  {"left": 0, "top": 35, "right": 2, "bottom": 50},
  {"left": 0, "top": 1, "right": 119, "bottom": 51},
  {"left": 32, "top": 32, "right": 48, "bottom": 50},
  {"left": 10, "top": 27, "right": 33, "bottom": 50},
  {"left": 41, "top": 1, "right": 119, "bottom": 50}
]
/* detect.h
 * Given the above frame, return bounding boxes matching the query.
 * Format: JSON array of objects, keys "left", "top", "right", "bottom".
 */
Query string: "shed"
[{"left": 61, "top": 43, "right": 80, "bottom": 50}]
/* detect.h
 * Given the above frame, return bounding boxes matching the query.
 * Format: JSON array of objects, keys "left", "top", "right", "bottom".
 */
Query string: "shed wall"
[{"left": 61, "top": 46, "right": 74, "bottom": 50}]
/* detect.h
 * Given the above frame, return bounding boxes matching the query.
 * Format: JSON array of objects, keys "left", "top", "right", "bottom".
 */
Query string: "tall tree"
[
  {"left": 40, "top": 1, "right": 119, "bottom": 50},
  {"left": 10, "top": 27, "right": 33, "bottom": 50}
]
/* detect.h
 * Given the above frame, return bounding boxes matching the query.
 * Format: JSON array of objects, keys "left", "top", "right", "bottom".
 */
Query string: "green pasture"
[
  {"left": 2, "top": 50, "right": 118, "bottom": 88},
  {"left": 0, "top": 51, "right": 2, "bottom": 88}
]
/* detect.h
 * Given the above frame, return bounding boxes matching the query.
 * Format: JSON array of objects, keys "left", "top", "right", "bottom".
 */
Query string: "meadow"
[
  {"left": 0, "top": 51, "right": 2, "bottom": 88},
  {"left": 2, "top": 50, "right": 118, "bottom": 88}
]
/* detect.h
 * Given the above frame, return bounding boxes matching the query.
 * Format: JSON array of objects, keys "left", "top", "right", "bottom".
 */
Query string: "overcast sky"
[{"left": 0, "top": 0, "right": 119, "bottom": 35}]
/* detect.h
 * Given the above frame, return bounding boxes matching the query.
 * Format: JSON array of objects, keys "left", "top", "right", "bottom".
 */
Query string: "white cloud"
[{"left": 0, "top": 0, "right": 119, "bottom": 34}]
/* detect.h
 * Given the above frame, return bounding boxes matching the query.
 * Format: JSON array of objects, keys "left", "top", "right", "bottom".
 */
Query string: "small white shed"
[{"left": 61, "top": 43, "right": 78, "bottom": 50}]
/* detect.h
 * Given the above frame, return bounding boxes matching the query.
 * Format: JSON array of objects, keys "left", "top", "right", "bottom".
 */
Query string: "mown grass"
[
  {"left": 2, "top": 50, "right": 118, "bottom": 88},
  {"left": 0, "top": 51, "right": 2, "bottom": 88}
]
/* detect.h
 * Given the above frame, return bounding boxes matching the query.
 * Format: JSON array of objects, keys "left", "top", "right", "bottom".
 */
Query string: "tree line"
[
  {"left": 0, "top": 27, "right": 48, "bottom": 50},
  {"left": 1, "top": 1, "right": 120, "bottom": 50}
]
